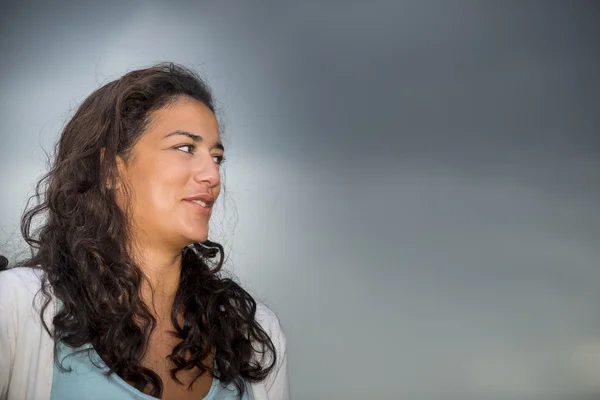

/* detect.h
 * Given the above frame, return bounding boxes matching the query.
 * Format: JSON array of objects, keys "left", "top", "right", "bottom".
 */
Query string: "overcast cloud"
[{"left": 1, "top": 1, "right": 599, "bottom": 399}]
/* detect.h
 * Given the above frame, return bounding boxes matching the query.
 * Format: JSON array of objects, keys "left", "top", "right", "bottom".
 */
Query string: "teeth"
[{"left": 192, "top": 200, "right": 207, "bottom": 207}]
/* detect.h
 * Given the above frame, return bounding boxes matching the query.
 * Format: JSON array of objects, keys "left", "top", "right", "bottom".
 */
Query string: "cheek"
[{"left": 133, "top": 160, "right": 187, "bottom": 213}]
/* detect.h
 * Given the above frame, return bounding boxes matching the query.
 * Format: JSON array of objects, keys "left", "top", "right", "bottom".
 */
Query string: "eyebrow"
[{"left": 163, "top": 130, "right": 225, "bottom": 151}]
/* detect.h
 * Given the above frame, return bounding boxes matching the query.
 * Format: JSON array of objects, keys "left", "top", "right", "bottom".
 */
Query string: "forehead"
[{"left": 144, "top": 97, "right": 220, "bottom": 140}]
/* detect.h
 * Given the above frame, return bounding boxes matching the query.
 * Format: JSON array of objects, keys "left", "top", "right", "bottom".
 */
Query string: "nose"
[{"left": 192, "top": 151, "right": 221, "bottom": 188}]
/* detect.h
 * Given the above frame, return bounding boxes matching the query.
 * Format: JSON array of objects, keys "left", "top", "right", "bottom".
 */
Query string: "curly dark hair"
[{"left": 15, "top": 62, "right": 275, "bottom": 398}]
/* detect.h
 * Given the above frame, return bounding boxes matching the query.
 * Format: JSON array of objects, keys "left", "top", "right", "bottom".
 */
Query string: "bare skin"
[
  {"left": 114, "top": 96, "right": 224, "bottom": 399},
  {"left": 135, "top": 318, "right": 216, "bottom": 400}
]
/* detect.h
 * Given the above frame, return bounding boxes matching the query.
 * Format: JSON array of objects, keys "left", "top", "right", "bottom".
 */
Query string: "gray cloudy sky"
[{"left": 1, "top": 1, "right": 599, "bottom": 399}]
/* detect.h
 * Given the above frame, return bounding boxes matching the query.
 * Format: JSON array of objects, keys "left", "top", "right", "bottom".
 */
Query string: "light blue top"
[{"left": 51, "top": 339, "right": 254, "bottom": 400}]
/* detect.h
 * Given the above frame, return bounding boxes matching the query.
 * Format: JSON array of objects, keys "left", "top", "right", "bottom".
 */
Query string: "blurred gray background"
[{"left": 1, "top": 1, "right": 599, "bottom": 399}]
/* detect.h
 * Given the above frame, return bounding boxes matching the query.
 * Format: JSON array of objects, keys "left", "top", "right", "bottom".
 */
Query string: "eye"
[
  {"left": 175, "top": 144, "right": 195, "bottom": 154},
  {"left": 213, "top": 155, "right": 227, "bottom": 166}
]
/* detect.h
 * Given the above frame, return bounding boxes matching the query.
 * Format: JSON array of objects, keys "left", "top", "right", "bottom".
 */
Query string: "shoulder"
[
  {"left": 252, "top": 301, "right": 290, "bottom": 398},
  {"left": 254, "top": 301, "right": 286, "bottom": 346},
  {"left": 0, "top": 266, "right": 45, "bottom": 302},
  {"left": 0, "top": 266, "right": 50, "bottom": 321},
  {"left": 252, "top": 300, "right": 288, "bottom": 366},
  {"left": 0, "top": 267, "right": 56, "bottom": 400},
  {"left": 255, "top": 301, "right": 281, "bottom": 329}
]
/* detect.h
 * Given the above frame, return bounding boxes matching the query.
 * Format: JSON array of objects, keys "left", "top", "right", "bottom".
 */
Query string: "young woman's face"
[{"left": 116, "top": 96, "right": 223, "bottom": 250}]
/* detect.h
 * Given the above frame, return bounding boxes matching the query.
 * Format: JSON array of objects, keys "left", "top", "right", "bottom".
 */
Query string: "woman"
[{"left": 0, "top": 63, "right": 289, "bottom": 400}]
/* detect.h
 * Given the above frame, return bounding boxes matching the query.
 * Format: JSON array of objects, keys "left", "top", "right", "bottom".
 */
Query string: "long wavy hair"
[{"left": 15, "top": 62, "right": 275, "bottom": 398}]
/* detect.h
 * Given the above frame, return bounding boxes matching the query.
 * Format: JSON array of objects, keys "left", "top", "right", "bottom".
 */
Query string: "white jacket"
[{"left": 0, "top": 267, "right": 290, "bottom": 400}]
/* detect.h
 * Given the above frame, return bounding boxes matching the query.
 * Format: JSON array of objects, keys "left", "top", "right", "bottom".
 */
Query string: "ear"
[
  {"left": 100, "top": 147, "right": 124, "bottom": 191},
  {"left": 112, "top": 154, "right": 127, "bottom": 192}
]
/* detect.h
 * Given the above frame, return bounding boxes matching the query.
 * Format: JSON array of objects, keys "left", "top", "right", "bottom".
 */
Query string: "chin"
[
  {"left": 193, "top": 236, "right": 209, "bottom": 244},
  {"left": 177, "top": 225, "right": 209, "bottom": 247},
  {"left": 183, "top": 232, "right": 209, "bottom": 245}
]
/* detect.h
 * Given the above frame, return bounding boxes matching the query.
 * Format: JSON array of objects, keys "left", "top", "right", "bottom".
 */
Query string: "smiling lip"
[
  {"left": 184, "top": 193, "right": 215, "bottom": 206},
  {"left": 185, "top": 199, "right": 213, "bottom": 215},
  {"left": 183, "top": 194, "right": 215, "bottom": 216}
]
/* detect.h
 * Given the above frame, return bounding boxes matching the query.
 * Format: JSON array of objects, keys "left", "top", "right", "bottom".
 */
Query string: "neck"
[{"left": 132, "top": 243, "right": 184, "bottom": 322}]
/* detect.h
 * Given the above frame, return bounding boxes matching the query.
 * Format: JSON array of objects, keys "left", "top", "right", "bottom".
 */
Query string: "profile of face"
[{"left": 115, "top": 96, "right": 224, "bottom": 251}]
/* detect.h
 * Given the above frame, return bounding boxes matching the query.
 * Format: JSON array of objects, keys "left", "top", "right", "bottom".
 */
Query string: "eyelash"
[
  {"left": 214, "top": 155, "right": 227, "bottom": 165},
  {"left": 176, "top": 144, "right": 196, "bottom": 154},
  {"left": 175, "top": 144, "right": 226, "bottom": 165}
]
